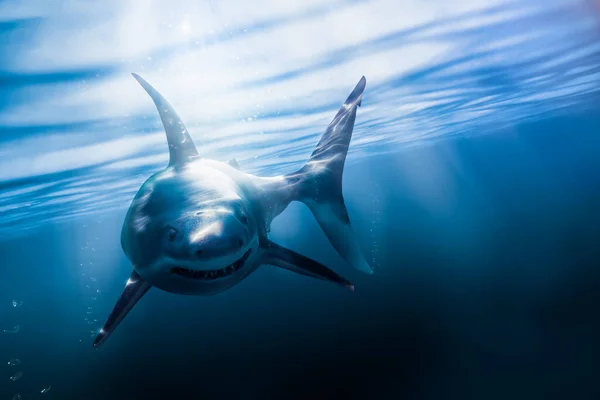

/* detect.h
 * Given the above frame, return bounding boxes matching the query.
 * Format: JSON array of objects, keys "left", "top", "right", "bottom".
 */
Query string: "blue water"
[{"left": 1, "top": 1, "right": 600, "bottom": 399}]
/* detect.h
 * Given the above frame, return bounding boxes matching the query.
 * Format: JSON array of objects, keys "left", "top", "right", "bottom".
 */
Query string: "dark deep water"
[{"left": 1, "top": 113, "right": 599, "bottom": 399}]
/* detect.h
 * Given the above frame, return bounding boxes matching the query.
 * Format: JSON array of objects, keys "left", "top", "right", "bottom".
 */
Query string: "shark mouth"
[{"left": 171, "top": 249, "right": 252, "bottom": 280}]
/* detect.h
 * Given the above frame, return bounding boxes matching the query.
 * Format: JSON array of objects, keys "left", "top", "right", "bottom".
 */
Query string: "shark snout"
[
  {"left": 177, "top": 214, "right": 250, "bottom": 262},
  {"left": 190, "top": 232, "right": 245, "bottom": 260}
]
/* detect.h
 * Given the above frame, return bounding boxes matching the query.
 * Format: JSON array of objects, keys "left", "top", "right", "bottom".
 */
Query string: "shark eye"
[{"left": 167, "top": 227, "right": 178, "bottom": 242}]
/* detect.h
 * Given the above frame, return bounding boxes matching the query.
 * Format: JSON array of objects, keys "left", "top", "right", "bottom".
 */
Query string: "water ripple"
[{"left": 0, "top": 0, "right": 599, "bottom": 238}]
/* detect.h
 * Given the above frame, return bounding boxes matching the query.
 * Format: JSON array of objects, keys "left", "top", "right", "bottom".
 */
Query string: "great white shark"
[{"left": 93, "top": 73, "right": 373, "bottom": 347}]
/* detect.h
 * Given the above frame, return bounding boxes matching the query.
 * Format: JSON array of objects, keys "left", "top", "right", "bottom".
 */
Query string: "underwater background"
[{"left": 1, "top": 0, "right": 600, "bottom": 399}]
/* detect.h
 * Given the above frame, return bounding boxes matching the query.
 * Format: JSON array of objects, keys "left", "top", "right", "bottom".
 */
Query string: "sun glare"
[{"left": 180, "top": 19, "right": 192, "bottom": 35}]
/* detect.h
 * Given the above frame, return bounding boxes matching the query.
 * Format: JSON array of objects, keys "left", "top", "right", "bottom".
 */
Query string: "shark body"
[{"left": 94, "top": 73, "right": 372, "bottom": 347}]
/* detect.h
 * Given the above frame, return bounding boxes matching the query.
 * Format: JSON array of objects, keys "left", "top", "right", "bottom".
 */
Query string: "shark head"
[{"left": 122, "top": 165, "right": 260, "bottom": 295}]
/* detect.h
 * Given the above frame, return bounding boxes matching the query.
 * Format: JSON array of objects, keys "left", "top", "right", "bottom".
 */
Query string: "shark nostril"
[
  {"left": 195, "top": 250, "right": 203, "bottom": 258},
  {"left": 237, "top": 239, "right": 243, "bottom": 248}
]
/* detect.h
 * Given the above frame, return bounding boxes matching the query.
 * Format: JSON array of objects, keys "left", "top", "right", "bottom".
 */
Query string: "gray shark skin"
[{"left": 93, "top": 73, "right": 372, "bottom": 348}]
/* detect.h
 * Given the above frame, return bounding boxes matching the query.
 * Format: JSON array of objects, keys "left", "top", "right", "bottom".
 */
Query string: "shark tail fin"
[{"left": 288, "top": 76, "right": 372, "bottom": 275}]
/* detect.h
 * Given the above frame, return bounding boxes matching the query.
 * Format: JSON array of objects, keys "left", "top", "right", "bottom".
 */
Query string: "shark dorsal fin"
[
  {"left": 228, "top": 158, "right": 240, "bottom": 170},
  {"left": 132, "top": 73, "right": 199, "bottom": 166}
]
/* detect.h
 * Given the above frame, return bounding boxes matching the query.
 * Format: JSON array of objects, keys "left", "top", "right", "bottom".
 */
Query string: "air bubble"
[
  {"left": 7, "top": 359, "right": 20, "bottom": 366},
  {"left": 41, "top": 386, "right": 52, "bottom": 394},
  {"left": 12, "top": 300, "right": 23, "bottom": 308},
  {"left": 12, "top": 393, "right": 21, "bottom": 400},
  {"left": 9, "top": 371, "right": 22, "bottom": 381},
  {"left": 4, "top": 325, "right": 20, "bottom": 334}
]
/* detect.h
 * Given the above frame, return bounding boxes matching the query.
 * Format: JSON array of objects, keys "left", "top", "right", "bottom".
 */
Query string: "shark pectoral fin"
[
  {"left": 228, "top": 158, "right": 241, "bottom": 170},
  {"left": 93, "top": 270, "right": 152, "bottom": 348},
  {"left": 261, "top": 240, "right": 354, "bottom": 291}
]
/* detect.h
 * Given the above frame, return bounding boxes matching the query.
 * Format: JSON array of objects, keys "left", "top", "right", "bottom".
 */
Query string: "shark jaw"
[{"left": 170, "top": 249, "right": 252, "bottom": 280}]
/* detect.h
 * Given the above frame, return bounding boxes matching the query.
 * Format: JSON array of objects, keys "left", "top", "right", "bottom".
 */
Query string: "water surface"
[{"left": 1, "top": 1, "right": 600, "bottom": 399}]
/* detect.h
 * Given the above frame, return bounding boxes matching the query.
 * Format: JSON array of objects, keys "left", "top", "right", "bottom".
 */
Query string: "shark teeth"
[{"left": 171, "top": 249, "right": 252, "bottom": 280}]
